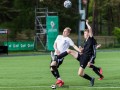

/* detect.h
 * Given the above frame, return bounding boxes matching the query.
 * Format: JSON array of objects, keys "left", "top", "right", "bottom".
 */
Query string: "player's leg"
[
  {"left": 56, "top": 60, "right": 64, "bottom": 87},
  {"left": 68, "top": 49, "right": 95, "bottom": 86},
  {"left": 50, "top": 61, "right": 64, "bottom": 87},
  {"left": 50, "top": 53, "right": 61, "bottom": 83},
  {"left": 57, "top": 51, "right": 68, "bottom": 59},
  {"left": 51, "top": 51, "right": 68, "bottom": 60},
  {"left": 50, "top": 51, "right": 61, "bottom": 78},
  {"left": 89, "top": 64, "right": 104, "bottom": 80},
  {"left": 79, "top": 56, "right": 95, "bottom": 86},
  {"left": 67, "top": 49, "right": 78, "bottom": 59},
  {"left": 87, "top": 59, "right": 104, "bottom": 80},
  {"left": 87, "top": 61, "right": 100, "bottom": 73},
  {"left": 78, "top": 66, "right": 95, "bottom": 86},
  {"left": 50, "top": 53, "right": 64, "bottom": 87},
  {"left": 50, "top": 61, "right": 60, "bottom": 79},
  {"left": 78, "top": 67, "right": 91, "bottom": 81}
]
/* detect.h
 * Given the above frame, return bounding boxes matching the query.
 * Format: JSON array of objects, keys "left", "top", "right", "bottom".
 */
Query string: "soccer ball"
[
  {"left": 64, "top": 0, "right": 72, "bottom": 8},
  {"left": 51, "top": 84, "right": 56, "bottom": 89}
]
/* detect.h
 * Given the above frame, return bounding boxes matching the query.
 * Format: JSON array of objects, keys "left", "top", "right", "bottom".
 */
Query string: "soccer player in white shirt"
[{"left": 50, "top": 27, "right": 81, "bottom": 87}]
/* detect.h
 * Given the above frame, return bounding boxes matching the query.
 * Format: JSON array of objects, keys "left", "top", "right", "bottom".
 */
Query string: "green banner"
[
  {"left": 46, "top": 16, "right": 59, "bottom": 51},
  {"left": 4, "top": 41, "right": 34, "bottom": 51}
]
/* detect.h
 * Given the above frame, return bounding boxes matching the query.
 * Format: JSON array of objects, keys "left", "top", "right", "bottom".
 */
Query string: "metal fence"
[{"left": 71, "top": 36, "right": 120, "bottom": 48}]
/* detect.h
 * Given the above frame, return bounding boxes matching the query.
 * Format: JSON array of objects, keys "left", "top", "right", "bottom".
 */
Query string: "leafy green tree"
[
  {"left": 113, "top": 27, "right": 120, "bottom": 43},
  {"left": 89, "top": 0, "right": 120, "bottom": 35},
  {"left": 0, "top": 0, "right": 18, "bottom": 23},
  {"left": 0, "top": 0, "right": 120, "bottom": 40}
]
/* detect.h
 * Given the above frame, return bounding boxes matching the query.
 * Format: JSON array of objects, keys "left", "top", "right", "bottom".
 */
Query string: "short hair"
[
  {"left": 84, "top": 29, "right": 89, "bottom": 33},
  {"left": 64, "top": 27, "right": 71, "bottom": 33}
]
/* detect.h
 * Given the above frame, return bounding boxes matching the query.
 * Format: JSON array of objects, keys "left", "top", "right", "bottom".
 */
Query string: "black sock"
[
  {"left": 51, "top": 71, "right": 57, "bottom": 78},
  {"left": 90, "top": 65, "right": 99, "bottom": 71},
  {"left": 51, "top": 69, "right": 60, "bottom": 79},
  {"left": 57, "top": 51, "right": 68, "bottom": 59},
  {"left": 54, "top": 69, "right": 60, "bottom": 79},
  {"left": 83, "top": 74, "right": 92, "bottom": 81},
  {"left": 91, "top": 65, "right": 103, "bottom": 77}
]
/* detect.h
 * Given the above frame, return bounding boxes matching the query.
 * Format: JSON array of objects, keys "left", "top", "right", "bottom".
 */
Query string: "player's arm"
[
  {"left": 69, "top": 38, "right": 82, "bottom": 53},
  {"left": 73, "top": 45, "right": 82, "bottom": 53},
  {"left": 86, "top": 20, "right": 93, "bottom": 37}
]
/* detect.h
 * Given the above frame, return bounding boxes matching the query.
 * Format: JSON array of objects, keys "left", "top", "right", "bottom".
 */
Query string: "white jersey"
[{"left": 54, "top": 35, "right": 74, "bottom": 55}]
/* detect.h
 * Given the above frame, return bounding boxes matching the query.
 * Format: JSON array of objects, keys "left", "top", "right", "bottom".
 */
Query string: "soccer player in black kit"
[
  {"left": 67, "top": 20, "right": 97, "bottom": 86},
  {"left": 87, "top": 37, "right": 104, "bottom": 80},
  {"left": 85, "top": 20, "right": 104, "bottom": 80}
]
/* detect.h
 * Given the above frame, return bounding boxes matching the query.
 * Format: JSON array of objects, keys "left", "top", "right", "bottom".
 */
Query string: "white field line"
[{"left": 0, "top": 86, "right": 120, "bottom": 89}]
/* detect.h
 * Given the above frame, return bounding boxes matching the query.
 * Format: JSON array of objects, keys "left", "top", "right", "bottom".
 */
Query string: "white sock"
[{"left": 57, "top": 78, "right": 61, "bottom": 80}]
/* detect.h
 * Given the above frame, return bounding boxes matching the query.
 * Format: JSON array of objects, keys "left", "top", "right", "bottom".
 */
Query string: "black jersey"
[
  {"left": 77, "top": 37, "right": 94, "bottom": 69},
  {"left": 93, "top": 38, "right": 97, "bottom": 45},
  {"left": 83, "top": 37, "right": 94, "bottom": 57},
  {"left": 90, "top": 37, "right": 97, "bottom": 63},
  {"left": 92, "top": 38, "right": 97, "bottom": 57}
]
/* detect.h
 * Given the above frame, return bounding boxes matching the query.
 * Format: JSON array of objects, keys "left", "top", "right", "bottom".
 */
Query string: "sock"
[
  {"left": 51, "top": 71, "right": 57, "bottom": 78},
  {"left": 54, "top": 69, "right": 60, "bottom": 79},
  {"left": 82, "top": 74, "right": 92, "bottom": 81},
  {"left": 90, "top": 65, "right": 99, "bottom": 71},
  {"left": 57, "top": 78, "right": 61, "bottom": 80},
  {"left": 51, "top": 69, "right": 60, "bottom": 79},
  {"left": 57, "top": 51, "right": 68, "bottom": 59},
  {"left": 91, "top": 65, "right": 103, "bottom": 77}
]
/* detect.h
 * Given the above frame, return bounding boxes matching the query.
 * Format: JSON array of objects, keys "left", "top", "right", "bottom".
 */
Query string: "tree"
[
  {"left": 0, "top": 0, "right": 18, "bottom": 23},
  {"left": 113, "top": 27, "right": 120, "bottom": 43},
  {"left": 90, "top": 0, "right": 120, "bottom": 35},
  {"left": 0, "top": 0, "right": 120, "bottom": 39}
]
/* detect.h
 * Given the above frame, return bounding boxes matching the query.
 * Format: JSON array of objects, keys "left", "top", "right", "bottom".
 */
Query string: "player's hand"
[
  {"left": 79, "top": 46, "right": 83, "bottom": 52},
  {"left": 96, "top": 44, "right": 101, "bottom": 49}
]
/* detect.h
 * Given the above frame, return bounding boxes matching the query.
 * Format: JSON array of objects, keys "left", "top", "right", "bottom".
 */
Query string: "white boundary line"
[
  {"left": 70, "top": 86, "right": 120, "bottom": 88},
  {"left": 0, "top": 86, "right": 120, "bottom": 89}
]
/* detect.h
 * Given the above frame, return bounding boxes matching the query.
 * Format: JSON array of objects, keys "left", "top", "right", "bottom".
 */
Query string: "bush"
[{"left": 113, "top": 27, "right": 120, "bottom": 43}]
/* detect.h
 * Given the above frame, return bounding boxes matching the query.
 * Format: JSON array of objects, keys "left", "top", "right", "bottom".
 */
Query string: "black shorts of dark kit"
[
  {"left": 90, "top": 57, "right": 96, "bottom": 64},
  {"left": 77, "top": 53, "right": 91, "bottom": 69},
  {"left": 50, "top": 55, "right": 64, "bottom": 68}
]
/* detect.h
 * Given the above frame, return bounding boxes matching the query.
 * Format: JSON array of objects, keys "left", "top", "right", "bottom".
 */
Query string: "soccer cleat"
[
  {"left": 56, "top": 79, "right": 62, "bottom": 85},
  {"left": 58, "top": 80, "right": 64, "bottom": 87},
  {"left": 98, "top": 76, "right": 104, "bottom": 80},
  {"left": 90, "top": 78, "right": 95, "bottom": 86},
  {"left": 99, "top": 68, "right": 103, "bottom": 74},
  {"left": 56, "top": 80, "right": 64, "bottom": 87}
]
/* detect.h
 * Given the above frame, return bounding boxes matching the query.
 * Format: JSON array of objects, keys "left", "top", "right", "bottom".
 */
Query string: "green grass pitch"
[{"left": 0, "top": 51, "right": 120, "bottom": 90}]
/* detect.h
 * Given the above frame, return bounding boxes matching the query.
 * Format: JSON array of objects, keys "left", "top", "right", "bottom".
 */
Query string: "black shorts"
[
  {"left": 90, "top": 58, "right": 95, "bottom": 64},
  {"left": 57, "top": 58, "right": 64, "bottom": 68},
  {"left": 77, "top": 53, "right": 90, "bottom": 69},
  {"left": 90, "top": 56, "right": 96, "bottom": 64},
  {"left": 51, "top": 56, "right": 64, "bottom": 68}
]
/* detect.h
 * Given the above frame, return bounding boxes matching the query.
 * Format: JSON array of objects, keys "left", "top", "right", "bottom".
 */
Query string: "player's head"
[
  {"left": 84, "top": 29, "right": 89, "bottom": 39},
  {"left": 63, "top": 27, "right": 71, "bottom": 37}
]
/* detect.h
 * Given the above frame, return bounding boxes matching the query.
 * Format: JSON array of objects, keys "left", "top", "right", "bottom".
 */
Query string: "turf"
[{"left": 0, "top": 51, "right": 120, "bottom": 90}]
